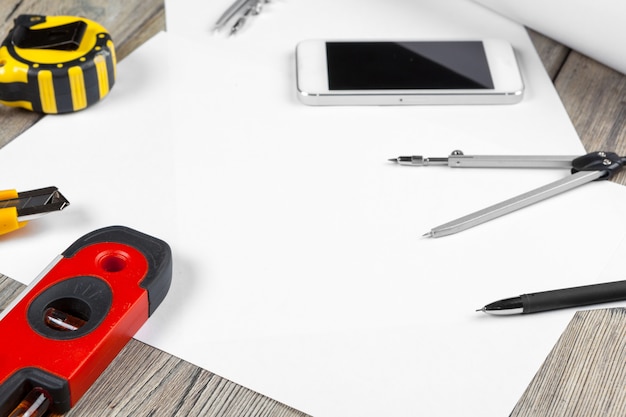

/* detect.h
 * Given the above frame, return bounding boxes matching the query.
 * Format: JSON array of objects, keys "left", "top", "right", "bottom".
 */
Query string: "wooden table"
[{"left": 0, "top": 1, "right": 624, "bottom": 416}]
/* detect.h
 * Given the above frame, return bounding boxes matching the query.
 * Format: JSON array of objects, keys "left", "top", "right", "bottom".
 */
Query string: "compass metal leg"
[{"left": 426, "top": 170, "right": 605, "bottom": 238}]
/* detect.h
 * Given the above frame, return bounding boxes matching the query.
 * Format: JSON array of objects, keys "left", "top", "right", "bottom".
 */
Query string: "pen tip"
[
  {"left": 388, "top": 158, "right": 398, "bottom": 163},
  {"left": 476, "top": 308, "right": 485, "bottom": 313},
  {"left": 422, "top": 231, "right": 433, "bottom": 238}
]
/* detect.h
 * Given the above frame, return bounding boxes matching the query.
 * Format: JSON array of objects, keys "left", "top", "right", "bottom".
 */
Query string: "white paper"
[{"left": 2, "top": 1, "right": 626, "bottom": 416}]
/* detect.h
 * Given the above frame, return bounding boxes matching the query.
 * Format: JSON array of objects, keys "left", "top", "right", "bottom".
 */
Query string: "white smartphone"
[{"left": 295, "top": 39, "right": 524, "bottom": 105}]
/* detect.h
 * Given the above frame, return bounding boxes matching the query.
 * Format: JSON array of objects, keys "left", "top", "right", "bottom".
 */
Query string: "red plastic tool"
[{"left": 0, "top": 226, "right": 172, "bottom": 415}]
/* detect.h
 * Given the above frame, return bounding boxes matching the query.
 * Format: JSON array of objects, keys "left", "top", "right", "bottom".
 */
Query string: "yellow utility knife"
[{"left": 0, "top": 187, "right": 69, "bottom": 235}]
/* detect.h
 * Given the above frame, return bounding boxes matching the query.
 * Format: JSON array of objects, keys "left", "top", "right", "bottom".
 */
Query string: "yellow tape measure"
[{"left": 0, "top": 14, "right": 116, "bottom": 114}]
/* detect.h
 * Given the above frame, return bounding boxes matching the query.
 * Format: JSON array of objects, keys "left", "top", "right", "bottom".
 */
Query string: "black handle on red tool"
[{"left": 0, "top": 226, "right": 172, "bottom": 415}]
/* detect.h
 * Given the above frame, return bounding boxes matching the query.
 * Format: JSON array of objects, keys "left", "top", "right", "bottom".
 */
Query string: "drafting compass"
[{"left": 389, "top": 150, "right": 626, "bottom": 238}]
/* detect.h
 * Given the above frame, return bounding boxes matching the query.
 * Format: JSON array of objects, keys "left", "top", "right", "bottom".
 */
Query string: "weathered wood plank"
[
  {"left": 554, "top": 53, "right": 626, "bottom": 184},
  {"left": 511, "top": 309, "right": 626, "bottom": 417},
  {"left": 0, "top": 273, "right": 24, "bottom": 311},
  {"left": 530, "top": 28, "right": 626, "bottom": 186},
  {"left": 66, "top": 339, "right": 308, "bottom": 417},
  {"left": 527, "top": 29, "right": 570, "bottom": 81}
]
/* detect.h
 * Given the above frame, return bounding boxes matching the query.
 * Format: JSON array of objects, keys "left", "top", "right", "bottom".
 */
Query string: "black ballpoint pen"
[{"left": 478, "top": 279, "right": 626, "bottom": 315}]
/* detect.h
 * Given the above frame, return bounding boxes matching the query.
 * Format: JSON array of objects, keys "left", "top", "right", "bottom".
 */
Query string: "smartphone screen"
[{"left": 325, "top": 41, "right": 494, "bottom": 90}]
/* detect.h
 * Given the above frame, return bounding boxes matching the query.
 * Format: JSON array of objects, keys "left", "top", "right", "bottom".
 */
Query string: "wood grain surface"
[
  {"left": 0, "top": 2, "right": 625, "bottom": 416},
  {"left": 528, "top": 30, "right": 626, "bottom": 184},
  {"left": 511, "top": 309, "right": 626, "bottom": 417}
]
